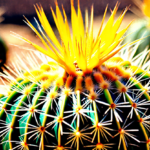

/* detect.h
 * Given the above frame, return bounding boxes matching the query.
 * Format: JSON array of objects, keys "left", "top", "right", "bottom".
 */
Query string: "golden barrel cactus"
[{"left": 0, "top": 1, "right": 150, "bottom": 150}]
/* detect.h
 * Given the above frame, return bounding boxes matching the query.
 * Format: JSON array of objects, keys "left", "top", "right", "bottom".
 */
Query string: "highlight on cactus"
[{"left": 1, "top": 0, "right": 150, "bottom": 150}]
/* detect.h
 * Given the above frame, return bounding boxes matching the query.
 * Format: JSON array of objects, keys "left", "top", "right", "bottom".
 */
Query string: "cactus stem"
[
  {"left": 76, "top": 90, "right": 81, "bottom": 107},
  {"left": 114, "top": 124, "right": 140, "bottom": 150},
  {"left": 0, "top": 91, "right": 17, "bottom": 117},
  {"left": 93, "top": 100, "right": 100, "bottom": 143},
  {"left": 103, "top": 89, "right": 129, "bottom": 150},
  {"left": 23, "top": 88, "right": 46, "bottom": 143},
  {"left": 58, "top": 94, "right": 68, "bottom": 146},
  {"left": 8, "top": 83, "right": 38, "bottom": 149},
  {"left": 0, "top": 80, "right": 31, "bottom": 118},
  {"left": 58, "top": 124, "right": 62, "bottom": 146},
  {"left": 125, "top": 93, "right": 149, "bottom": 150},
  {"left": 104, "top": 89, "right": 121, "bottom": 128},
  {"left": 115, "top": 80, "right": 127, "bottom": 93},
  {"left": 129, "top": 77, "right": 150, "bottom": 100},
  {"left": 42, "top": 86, "right": 59, "bottom": 126},
  {"left": 76, "top": 90, "right": 81, "bottom": 143},
  {"left": 93, "top": 101, "right": 99, "bottom": 126}
]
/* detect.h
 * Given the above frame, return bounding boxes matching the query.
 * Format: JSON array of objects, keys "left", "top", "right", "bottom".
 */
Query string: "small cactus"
[
  {"left": 123, "top": 18, "right": 150, "bottom": 57},
  {"left": 124, "top": 0, "right": 150, "bottom": 57},
  {"left": 1, "top": 1, "right": 150, "bottom": 150}
]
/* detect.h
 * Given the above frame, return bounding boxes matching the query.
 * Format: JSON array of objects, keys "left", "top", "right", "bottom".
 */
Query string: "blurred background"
[{"left": 0, "top": 0, "right": 141, "bottom": 71}]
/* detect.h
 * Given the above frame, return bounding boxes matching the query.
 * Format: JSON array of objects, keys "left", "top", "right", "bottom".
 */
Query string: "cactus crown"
[
  {"left": 1, "top": 0, "right": 150, "bottom": 150},
  {"left": 18, "top": 0, "right": 132, "bottom": 76}
]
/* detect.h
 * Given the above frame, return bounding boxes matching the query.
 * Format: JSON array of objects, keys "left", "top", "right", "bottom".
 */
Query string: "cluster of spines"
[{"left": 0, "top": 57, "right": 150, "bottom": 150}]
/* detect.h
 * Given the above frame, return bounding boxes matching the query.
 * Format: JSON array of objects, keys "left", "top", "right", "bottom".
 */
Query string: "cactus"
[
  {"left": 1, "top": 1, "right": 150, "bottom": 150},
  {"left": 123, "top": 0, "right": 150, "bottom": 57},
  {"left": 123, "top": 18, "right": 150, "bottom": 57}
]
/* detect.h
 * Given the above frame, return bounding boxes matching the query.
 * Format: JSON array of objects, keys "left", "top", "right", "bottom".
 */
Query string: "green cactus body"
[
  {"left": 124, "top": 19, "right": 150, "bottom": 57},
  {"left": 1, "top": 1, "right": 150, "bottom": 150},
  {"left": 0, "top": 57, "right": 150, "bottom": 150},
  {"left": 123, "top": 0, "right": 150, "bottom": 58}
]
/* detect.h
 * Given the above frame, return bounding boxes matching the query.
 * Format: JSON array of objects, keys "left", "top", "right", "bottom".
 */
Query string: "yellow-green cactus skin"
[
  {"left": 124, "top": 0, "right": 150, "bottom": 57},
  {"left": 123, "top": 19, "right": 150, "bottom": 57},
  {"left": 1, "top": 1, "right": 150, "bottom": 150}
]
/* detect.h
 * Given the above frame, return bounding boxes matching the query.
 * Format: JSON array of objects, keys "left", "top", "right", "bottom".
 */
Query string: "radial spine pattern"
[{"left": 0, "top": 0, "right": 150, "bottom": 150}]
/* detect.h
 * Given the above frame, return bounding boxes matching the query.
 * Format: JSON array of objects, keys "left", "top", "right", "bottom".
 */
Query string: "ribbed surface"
[{"left": 0, "top": 62, "right": 150, "bottom": 150}]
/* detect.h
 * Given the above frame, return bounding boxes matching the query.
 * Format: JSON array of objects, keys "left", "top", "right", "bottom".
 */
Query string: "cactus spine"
[{"left": 1, "top": 0, "right": 150, "bottom": 150}]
